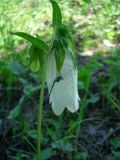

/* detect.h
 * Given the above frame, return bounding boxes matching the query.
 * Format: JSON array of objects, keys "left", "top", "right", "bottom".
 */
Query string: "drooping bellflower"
[{"left": 46, "top": 23, "right": 80, "bottom": 115}]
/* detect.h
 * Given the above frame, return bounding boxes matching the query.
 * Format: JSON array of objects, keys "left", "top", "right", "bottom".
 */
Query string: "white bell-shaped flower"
[{"left": 46, "top": 52, "right": 80, "bottom": 116}]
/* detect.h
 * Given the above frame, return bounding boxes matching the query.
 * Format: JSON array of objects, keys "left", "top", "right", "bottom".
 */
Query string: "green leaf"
[
  {"left": 8, "top": 104, "right": 21, "bottom": 119},
  {"left": 41, "top": 148, "right": 55, "bottom": 160},
  {"left": 33, "top": 148, "right": 55, "bottom": 160},
  {"left": 11, "top": 32, "right": 49, "bottom": 53},
  {"left": 8, "top": 96, "right": 25, "bottom": 119},
  {"left": 112, "top": 151, "right": 120, "bottom": 159},
  {"left": 110, "top": 136, "right": 120, "bottom": 148},
  {"left": 50, "top": 0, "right": 62, "bottom": 29},
  {"left": 78, "top": 66, "right": 91, "bottom": 90},
  {"left": 27, "top": 130, "right": 37, "bottom": 139},
  {"left": 89, "top": 94, "right": 100, "bottom": 104},
  {"left": 74, "top": 152, "right": 88, "bottom": 159}
]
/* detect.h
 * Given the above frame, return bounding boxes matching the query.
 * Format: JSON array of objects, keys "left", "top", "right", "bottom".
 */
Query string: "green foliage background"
[
  {"left": 1, "top": 0, "right": 120, "bottom": 55},
  {"left": 0, "top": 0, "right": 120, "bottom": 160}
]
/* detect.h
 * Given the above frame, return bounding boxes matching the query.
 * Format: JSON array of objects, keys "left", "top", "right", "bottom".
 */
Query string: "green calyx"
[{"left": 51, "top": 24, "right": 77, "bottom": 72}]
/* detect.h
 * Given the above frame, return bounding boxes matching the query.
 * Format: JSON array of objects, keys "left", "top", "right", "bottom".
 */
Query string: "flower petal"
[{"left": 46, "top": 53, "right": 80, "bottom": 115}]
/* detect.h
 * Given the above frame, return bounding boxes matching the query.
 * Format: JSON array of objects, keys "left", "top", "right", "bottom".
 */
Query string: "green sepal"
[
  {"left": 61, "top": 38, "right": 77, "bottom": 68},
  {"left": 54, "top": 39, "right": 65, "bottom": 72},
  {"left": 66, "top": 30, "right": 77, "bottom": 58},
  {"left": 50, "top": 0, "right": 62, "bottom": 29},
  {"left": 57, "top": 24, "right": 69, "bottom": 37},
  {"left": 26, "top": 44, "right": 45, "bottom": 72},
  {"left": 30, "top": 57, "right": 40, "bottom": 72},
  {"left": 58, "top": 24, "right": 77, "bottom": 55}
]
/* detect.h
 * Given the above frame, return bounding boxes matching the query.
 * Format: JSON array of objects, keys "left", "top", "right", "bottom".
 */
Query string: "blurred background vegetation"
[{"left": 0, "top": 0, "right": 120, "bottom": 160}]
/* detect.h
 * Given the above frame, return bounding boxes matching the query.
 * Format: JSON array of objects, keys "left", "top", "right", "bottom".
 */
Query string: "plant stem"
[{"left": 37, "top": 57, "right": 47, "bottom": 160}]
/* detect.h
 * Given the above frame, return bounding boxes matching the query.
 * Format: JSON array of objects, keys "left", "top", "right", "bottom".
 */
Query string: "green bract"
[
  {"left": 50, "top": 0, "right": 62, "bottom": 29},
  {"left": 11, "top": 32, "right": 49, "bottom": 52}
]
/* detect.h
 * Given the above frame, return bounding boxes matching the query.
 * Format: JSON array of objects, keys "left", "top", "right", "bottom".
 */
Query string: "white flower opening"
[{"left": 46, "top": 53, "right": 80, "bottom": 116}]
